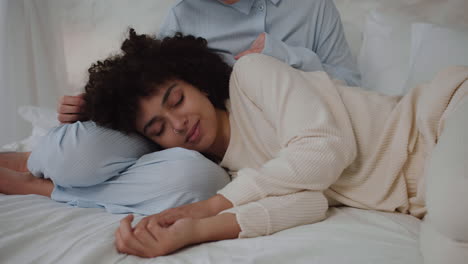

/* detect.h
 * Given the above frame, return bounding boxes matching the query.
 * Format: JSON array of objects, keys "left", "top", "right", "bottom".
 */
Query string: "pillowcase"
[
  {"left": 357, "top": 10, "right": 413, "bottom": 96},
  {"left": 0, "top": 106, "right": 59, "bottom": 152},
  {"left": 403, "top": 23, "right": 468, "bottom": 92},
  {"left": 357, "top": 0, "right": 468, "bottom": 96}
]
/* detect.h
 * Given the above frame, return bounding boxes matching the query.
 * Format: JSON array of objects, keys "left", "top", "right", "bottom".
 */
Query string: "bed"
[
  {"left": 1, "top": 0, "right": 468, "bottom": 263},
  {"left": 0, "top": 194, "right": 422, "bottom": 263}
]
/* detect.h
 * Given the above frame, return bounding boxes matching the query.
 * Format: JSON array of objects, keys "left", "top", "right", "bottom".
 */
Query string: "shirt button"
[{"left": 258, "top": 5, "right": 264, "bottom": 11}]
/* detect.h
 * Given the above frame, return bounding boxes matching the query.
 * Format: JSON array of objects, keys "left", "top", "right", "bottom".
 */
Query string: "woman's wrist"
[
  {"left": 192, "top": 213, "right": 240, "bottom": 244},
  {"left": 208, "top": 194, "right": 233, "bottom": 215}
]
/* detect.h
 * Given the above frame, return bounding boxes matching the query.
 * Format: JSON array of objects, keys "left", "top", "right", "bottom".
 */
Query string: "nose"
[{"left": 168, "top": 113, "right": 188, "bottom": 134}]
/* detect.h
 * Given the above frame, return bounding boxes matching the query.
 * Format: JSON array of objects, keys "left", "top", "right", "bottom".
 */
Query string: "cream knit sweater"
[{"left": 217, "top": 54, "right": 468, "bottom": 238}]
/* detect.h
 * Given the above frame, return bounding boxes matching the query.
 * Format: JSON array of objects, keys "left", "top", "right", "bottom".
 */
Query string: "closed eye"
[
  {"left": 153, "top": 123, "right": 165, "bottom": 137},
  {"left": 174, "top": 95, "right": 184, "bottom": 107}
]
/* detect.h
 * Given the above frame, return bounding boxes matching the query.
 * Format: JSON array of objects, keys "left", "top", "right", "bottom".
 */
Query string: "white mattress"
[{"left": 0, "top": 193, "right": 423, "bottom": 264}]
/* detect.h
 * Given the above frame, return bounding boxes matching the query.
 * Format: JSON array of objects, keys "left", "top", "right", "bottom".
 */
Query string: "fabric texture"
[
  {"left": 158, "top": 0, "right": 360, "bottom": 86},
  {"left": 27, "top": 121, "right": 230, "bottom": 215},
  {"left": 217, "top": 54, "right": 468, "bottom": 238},
  {"left": 418, "top": 83, "right": 468, "bottom": 264},
  {"left": 0, "top": 194, "right": 424, "bottom": 264},
  {"left": 0, "top": 0, "right": 67, "bottom": 146}
]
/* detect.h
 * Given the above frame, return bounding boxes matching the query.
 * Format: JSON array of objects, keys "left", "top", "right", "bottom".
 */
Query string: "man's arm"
[{"left": 238, "top": 1, "right": 360, "bottom": 86}]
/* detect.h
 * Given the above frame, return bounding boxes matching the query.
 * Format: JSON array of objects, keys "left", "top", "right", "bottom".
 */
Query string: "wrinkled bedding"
[{"left": 0, "top": 194, "right": 423, "bottom": 264}]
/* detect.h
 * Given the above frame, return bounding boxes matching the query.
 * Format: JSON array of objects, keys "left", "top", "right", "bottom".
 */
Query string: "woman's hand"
[
  {"left": 114, "top": 195, "right": 236, "bottom": 258},
  {"left": 115, "top": 214, "right": 198, "bottom": 258},
  {"left": 57, "top": 94, "right": 87, "bottom": 123},
  {"left": 115, "top": 213, "right": 241, "bottom": 258},
  {"left": 153, "top": 194, "right": 233, "bottom": 227}
]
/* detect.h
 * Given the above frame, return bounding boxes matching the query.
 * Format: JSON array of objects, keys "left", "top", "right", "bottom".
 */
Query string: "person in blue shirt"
[
  {"left": 158, "top": 0, "right": 361, "bottom": 86},
  {"left": 56, "top": 0, "right": 360, "bottom": 123}
]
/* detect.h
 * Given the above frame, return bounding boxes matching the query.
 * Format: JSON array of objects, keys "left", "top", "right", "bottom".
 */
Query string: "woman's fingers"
[
  {"left": 133, "top": 223, "right": 159, "bottom": 251},
  {"left": 159, "top": 206, "right": 192, "bottom": 226},
  {"left": 115, "top": 214, "right": 196, "bottom": 258},
  {"left": 160, "top": 214, "right": 178, "bottom": 227},
  {"left": 115, "top": 215, "right": 147, "bottom": 256},
  {"left": 134, "top": 216, "right": 150, "bottom": 229}
]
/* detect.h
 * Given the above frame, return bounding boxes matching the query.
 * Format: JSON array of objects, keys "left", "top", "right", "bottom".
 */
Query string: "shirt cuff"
[
  {"left": 262, "top": 32, "right": 287, "bottom": 63},
  {"left": 262, "top": 33, "right": 323, "bottom": 72},
  {"left": 219, "top": 202, "right": 271, "bottom": 238},
  {"left": 217, "top": 168, "right": 265, "bottom": 206}
]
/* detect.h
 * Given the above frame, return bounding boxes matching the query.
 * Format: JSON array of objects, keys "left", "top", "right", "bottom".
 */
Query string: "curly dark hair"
[{"left": 83, "top": 28, "right": 232, "bottom": 133}]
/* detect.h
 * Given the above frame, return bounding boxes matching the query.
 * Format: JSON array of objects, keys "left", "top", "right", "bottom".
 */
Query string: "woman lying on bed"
[{"left": 2, "top": 29, "right": 468, "bottom": 263}]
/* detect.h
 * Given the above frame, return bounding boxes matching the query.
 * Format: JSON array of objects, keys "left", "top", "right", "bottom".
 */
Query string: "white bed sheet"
[{"left": 0, "top": 193, "right": 423, "bottom": 264}]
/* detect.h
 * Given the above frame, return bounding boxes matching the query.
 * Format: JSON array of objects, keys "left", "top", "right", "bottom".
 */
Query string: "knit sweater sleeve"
[
  {"left": 218, "top": 53, "right": 356, "bottom": 213},
  {"left": 220, "top": 190, "right": 329, "bottom": 238}
]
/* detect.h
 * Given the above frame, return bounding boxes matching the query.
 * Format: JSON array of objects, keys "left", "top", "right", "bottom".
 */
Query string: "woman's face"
[{"left": 135, "top": 79, "right": 219, "bottom": 153}]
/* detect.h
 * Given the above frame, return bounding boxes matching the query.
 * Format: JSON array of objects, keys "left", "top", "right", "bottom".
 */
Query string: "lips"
[{"left": 186, "top": 120, "right": 200, "bottom": 143}]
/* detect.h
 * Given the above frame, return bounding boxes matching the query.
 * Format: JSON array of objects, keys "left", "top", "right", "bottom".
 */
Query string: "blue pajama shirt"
[{"left": 158, "top": 0, "right": 360, "bottom": 86}]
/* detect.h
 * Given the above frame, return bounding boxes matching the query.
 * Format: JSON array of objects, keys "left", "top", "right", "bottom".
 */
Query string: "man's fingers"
[
  {"left": 253, "top": 32, "right": 266, "bottom": 45},
  {"left": 234, "top": 52, "right": 246, "bottom": 60},
  {"left": 235, "top": 50, "right": 254, "bottom": 60},
  {"left": 235, "top": 33, "right": 266, "bottom": 60},
  {"left": 58, "top": 114, "right": 85, "bottom": 123},
  {"left": 57, "top": 94, "right": 87, "bottom": 123},
  {"left": 58, "top": 104, "right": 83, "bottom": 115},
  {"left": 57, "top": 95, "right": 86, "bottom": 123},
  {"left": 235, "top": 51, "right": 249, "bottom": 60},
  {"left": 59, "top": 95, "right": 85, "bottom": 107}
]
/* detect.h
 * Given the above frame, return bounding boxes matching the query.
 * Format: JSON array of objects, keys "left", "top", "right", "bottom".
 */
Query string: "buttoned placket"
[{"left": 252, "top": 0, "right": 267, "bottom": 34}]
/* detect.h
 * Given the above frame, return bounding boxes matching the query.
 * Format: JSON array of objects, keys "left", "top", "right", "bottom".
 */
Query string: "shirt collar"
[{"left": 218, "top": 0, "right": 281, "bottom": 15}]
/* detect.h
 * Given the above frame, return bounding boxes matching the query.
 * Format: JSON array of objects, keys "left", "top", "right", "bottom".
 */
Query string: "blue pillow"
[{"left": 28, "top": 121, "right": 230, "bottom": 215}]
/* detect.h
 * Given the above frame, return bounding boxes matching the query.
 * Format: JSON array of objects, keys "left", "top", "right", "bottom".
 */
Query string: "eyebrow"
[
  {"left": 161, "top": 83, "right": 177, "bottom": 107},
  {"left": 142, "top": 83, "right": 177, "bottom": 135}
]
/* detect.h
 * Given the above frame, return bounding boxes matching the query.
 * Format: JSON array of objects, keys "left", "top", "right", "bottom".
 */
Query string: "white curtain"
[
  {"left": 0, "top": 1, "right": 8, "bottom": 145},
  {"left": 0, "top": 0, "right": 174, "bottom": 146},
  {"left": 0, "top": 0, "right": 67, "bottom": 146}
]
